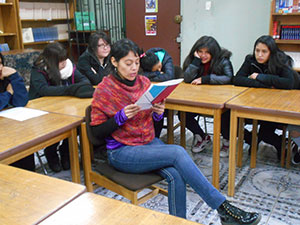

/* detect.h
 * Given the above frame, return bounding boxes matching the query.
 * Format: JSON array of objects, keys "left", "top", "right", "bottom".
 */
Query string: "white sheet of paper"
[{"left": 0, "top": 107, "right": 49, "bottom": 121}]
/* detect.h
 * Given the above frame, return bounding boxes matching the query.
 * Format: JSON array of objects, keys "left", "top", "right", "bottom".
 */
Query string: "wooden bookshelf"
[{"left": 0, "top": 0, "right": 22, "bottom": 50}]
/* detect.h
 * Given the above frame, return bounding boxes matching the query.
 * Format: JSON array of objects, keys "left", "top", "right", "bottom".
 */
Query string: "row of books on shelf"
[
  {"left": 22, "top": 25, "right": 69, "bottom": 43},
  {"left": 19, "top": 2, "right": 69, "bottom": 20},
  {"left": 0, "top": 43, "right": 10, "bottom": 52},
  {"left": 272, "top": 21, "right": 300, "bottom": 40},
  {"left": 275, "top": 0, "right": 300, "bottom": 13}
]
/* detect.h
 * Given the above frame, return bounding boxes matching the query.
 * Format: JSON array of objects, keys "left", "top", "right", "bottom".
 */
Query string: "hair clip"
[{"left": 140, "top": 53, "right": 146, "bottom": 58}]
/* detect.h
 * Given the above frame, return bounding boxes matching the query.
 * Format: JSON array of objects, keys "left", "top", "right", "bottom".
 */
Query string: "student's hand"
[
  {"left": 191, "top": 77, "right": 202, "bottom": 85},
  {"left": 124, "top": 104, "right": 141, "bottom": 119},
  {"left": 152, "top": 100, "right": 165, "bottom": 115},
  {"left": 248, "top": 73, "right": 258, "bottom": 80},
  {"left": 0, "top": 66, "right": 16, "bottom": 79},
  {"left": 6, "top": 83, "right": 14, "bottom": 95},
  {"left": 194, "top": 51, "right": 200, "bottom": 59}
]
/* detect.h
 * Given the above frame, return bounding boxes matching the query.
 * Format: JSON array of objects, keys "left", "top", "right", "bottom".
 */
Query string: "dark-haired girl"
[
  {"left": 222, "top": 35, "right": 300, "bottom": 158},
  {"left": 77, "top": 31, "right": 111, "bottom": 85},
  {"left": 182, "top": 36, "right": 233, "bottom": 153},
  {"left": 90, "top": 38, "right": 261, "bottom": 225},
  {"left": 29, "top": 42, "right": 94, "bottom": 172}
]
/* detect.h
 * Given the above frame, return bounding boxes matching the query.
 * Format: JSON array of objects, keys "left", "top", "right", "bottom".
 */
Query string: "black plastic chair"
[{"left": 81, "top": 105, "right": 168, "bottom": 205}]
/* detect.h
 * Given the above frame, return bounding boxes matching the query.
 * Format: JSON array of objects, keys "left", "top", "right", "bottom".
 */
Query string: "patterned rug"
[{"left": 38, "top": 117, "right": 300, "bottom": 225}]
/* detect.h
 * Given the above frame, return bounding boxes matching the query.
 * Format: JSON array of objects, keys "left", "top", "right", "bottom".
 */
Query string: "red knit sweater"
[{"left": 90, "top": 74, "right": 155, "bottom": 146}]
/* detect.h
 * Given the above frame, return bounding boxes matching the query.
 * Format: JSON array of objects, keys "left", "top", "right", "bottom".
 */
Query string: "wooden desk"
[
  {"left": 0, "top": 112, "right": 82, "bottom": 183},
  {"left": 226, "top": 88, "right": 300, "bottom": 196},
  {"left": 40, "top": 192, "right": 202, "bottom": 225},
  {"left": 26, "top": 96, "right": 92, "bottom": 118},
  {"left": 165, "top": 83, "right": 248, "bottom": 189},
  {"left": 0, "top": 164, "right": 86, "bottom": 225}
]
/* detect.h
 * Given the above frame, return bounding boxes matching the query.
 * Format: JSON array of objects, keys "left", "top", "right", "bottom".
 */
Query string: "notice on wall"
[
  {"left": 145, "top": 0, "right": 158, "bottom": 13},
  {"left": 145, "top": 15, "right": 157, "bottom": 36}
]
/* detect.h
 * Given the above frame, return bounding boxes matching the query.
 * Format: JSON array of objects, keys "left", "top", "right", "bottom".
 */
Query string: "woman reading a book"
[
  {"left": 77, "top": 31, "right": 111, "bottom": 85},
  {"left": 90, "top": 38, "right": 261, "bottom": 225},
  {"left": 181, "top": 36, "right": 233, "bottom": 154}
]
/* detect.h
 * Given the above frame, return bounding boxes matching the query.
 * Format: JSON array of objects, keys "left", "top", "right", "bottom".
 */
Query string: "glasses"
[{"left": 97, "top": 44, "right": 110, "bottom": 49}]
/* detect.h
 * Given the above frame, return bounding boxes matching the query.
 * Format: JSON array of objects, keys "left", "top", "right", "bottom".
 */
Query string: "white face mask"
[{"left": 60, "top": 58, "right": 73, "bottom": 80}]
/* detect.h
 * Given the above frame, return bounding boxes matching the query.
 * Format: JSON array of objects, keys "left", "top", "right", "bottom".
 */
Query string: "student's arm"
[
  {"left": 233, "top": 56, "right": 269, "bottom": 88},
  {"left": 255, "top": 67, "right": 295, "bottom": 89},
  {"left": 202, "top": 59, "right": 233, "bottom": 84},
  {"left": 9, "top": 72, "right": 28, "bottom": 107},
  {"left": 183, "top": 57, "right": 201, "bottom": 83},
  {"left": 30, "top": 69, "right": 70, "bottom": 96},
  {"left": 0, "top": 92, "right": 11, "bottom": 110},
  {"left": 67, "top": 69, "right": 94, "bottom": 98},
  {"left": 77, "top": 54, "right": 103, "bottom": 85}
]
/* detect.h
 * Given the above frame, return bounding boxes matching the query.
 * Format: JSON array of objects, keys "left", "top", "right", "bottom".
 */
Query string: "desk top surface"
[
  {"left": 167, "top": 83, "right": 248, "bottom": 109},
  {"left": 226, "top": 88, "right": 300, "bottom": 118},
  {"left": 0, "top": 164, "right": 86, "bottom": 225},
  {"left": 40, "top": 192, "right": 202, "bottom": 225},
  {"left": 27, "top": 96, "right": 92, "bottom": 118},
  {"left": 0, "top": 112, "right": 82, "bottom": 159}
]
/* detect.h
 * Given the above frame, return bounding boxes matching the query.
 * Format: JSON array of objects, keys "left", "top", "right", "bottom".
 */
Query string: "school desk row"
[
  {"left": 1, "top": 83, "right": 300, "bottom": 198},
  {"left": 0, "top": 163, "right": 202, "bottom": 225}
]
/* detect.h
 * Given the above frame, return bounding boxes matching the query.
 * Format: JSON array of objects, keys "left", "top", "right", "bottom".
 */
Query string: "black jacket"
[
  {"left": 29, "top": 66, "right": 94, "bottom": 100},
  {"left": 77, "top": 49, "right": 109, "bottom": 85},
  {"left": 142, "top": 47, "right": 175, "bottom": 82},
  {"left": 184, "top": 50, "right": 233, "bottom": 84},
  {"left": 233, "top": 55, "right": 299, "bottom": 89}
]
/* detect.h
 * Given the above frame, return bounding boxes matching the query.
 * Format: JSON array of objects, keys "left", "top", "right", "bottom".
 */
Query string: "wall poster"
[
  {"left": 145, "top": 15, "right": 157, "bottom": 36},
  {"left": 145, "top": 0, "right": 158, "bottom": 13}
]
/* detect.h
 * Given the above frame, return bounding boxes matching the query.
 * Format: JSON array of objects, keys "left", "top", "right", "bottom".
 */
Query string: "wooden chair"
[
  {"left": 236, "top": 119, "right": 290, "bottom": 168},
  {"left": 81, "top": 105, "right": 168, "bottom": 205}
]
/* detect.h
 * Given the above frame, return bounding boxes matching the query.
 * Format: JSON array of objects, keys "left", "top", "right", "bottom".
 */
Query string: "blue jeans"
[{"left": 107, "top": 138, "right": 225, "bottom": 218}]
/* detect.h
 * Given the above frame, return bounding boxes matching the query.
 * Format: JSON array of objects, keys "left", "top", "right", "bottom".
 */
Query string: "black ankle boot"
[
  {"left": 59, "top": 140, "right": 70, "bottom": 170},
  {"left": 217, "top": 200, "right": 261, "bottom": 225},
  {"left": 44, "top": 145, "right": 61, "bottom": 173}
]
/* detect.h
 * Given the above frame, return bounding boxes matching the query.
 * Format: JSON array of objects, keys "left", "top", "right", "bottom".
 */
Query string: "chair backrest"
[
  {"left": 85, "top": 105, "right": 107, "bottom": 159},
  {"left": 174, "top": 65, "right": 184, "bottom": 79}
]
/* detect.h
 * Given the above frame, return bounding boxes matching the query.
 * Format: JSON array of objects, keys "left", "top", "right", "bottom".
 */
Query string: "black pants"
[
  {"left": 221, "top": 110, "right": 282, "bottom": 158},
  {"left": 10, "top": 154, "right": 35, "bottom": 171},
  {"left": 178, "top": 111, "right": 205, "bottom": 138}
]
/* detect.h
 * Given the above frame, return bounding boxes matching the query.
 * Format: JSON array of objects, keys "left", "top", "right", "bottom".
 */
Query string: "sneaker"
[
  {"left": 220, "top": 139, "right": 229, "bottom": 158},
  {"left": 192, "top": 134, "right": 212, "bottom": 153},
  {"left": 292, "top": 147, "right": 300, "bottom": 165},
  {"left": 217, "top": 200, "right": 261, "bottom": 225}
]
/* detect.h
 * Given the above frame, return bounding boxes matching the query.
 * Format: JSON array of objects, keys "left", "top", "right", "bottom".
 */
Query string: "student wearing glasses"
[{"left": 77, "top": 31, "right": 111, "bottom": 85}]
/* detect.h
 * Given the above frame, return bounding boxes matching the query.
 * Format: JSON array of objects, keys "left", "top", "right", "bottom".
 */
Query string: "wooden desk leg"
[
  {"left": 68, "top": 127, "right": 81, "bottom": 183},
  {"left": 228, "top": 109, "right": 238, "bottom": 197},
  {"left": 179, "top": 111, "right": 186, "bottom": 149},
  {"left": 286, "top": 132, "right": 291, "bottom": 169},
  {"left": 237, "top": 118, "right": 244, "bottom": 168},
  {"left": 212, "top": 109, "right": 221, "bottom": 189},
  {"left": 80, "top": 123, "right": 93, "bottom": 192},
  {"left": 167, "top": 110, "right": 174, "bottom": 144},
  {"left": 281, "top": 126, "right": 287, "bottom": 167},
  {"left": 250, "top": 120, "right": 258, "bottom": 168}
]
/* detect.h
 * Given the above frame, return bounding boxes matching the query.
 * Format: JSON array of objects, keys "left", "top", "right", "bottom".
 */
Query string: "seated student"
[
  {"left": 77, "top": 31, "right": 111, "bottom": 85},
  {"left": 221, "top": 35, "right": 299, "bottom": 158},
  {"left": 181, "top": 36, "right": 233, "bottom": 153},
  {"left": 140, "top": 47, "right": 175, "bottom": 137},
  {"left": 140, "top": 47, "right": 175, "bottom": 82},
  {"left": 29, "top": 42, "right": 94, "bottom": 173},
  {"left": 0, "top": 52, "right": 34, "bottom": 171},
  {"left": 90, "top": 38, "right": 261, "bottom": 225}
]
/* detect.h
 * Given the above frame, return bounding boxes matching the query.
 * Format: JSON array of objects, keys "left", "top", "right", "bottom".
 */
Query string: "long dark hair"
[
  {"left": 252, "top": 35, "right": 293, "bottom": 74},
  {"left": 88, "top": 31, "right": 111, "bottom": 56},
  {"left": 34, "top": 42, "right": 67, "bottom": 85},
  {"left": 108, "top": 38, "right": 142, "bottom": 75},
  {"left": 182, "top": 36, "right": 231, "bottom": 75},
  {"left": 0, "top": 52, "right": 4, "bottom": 65}
]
